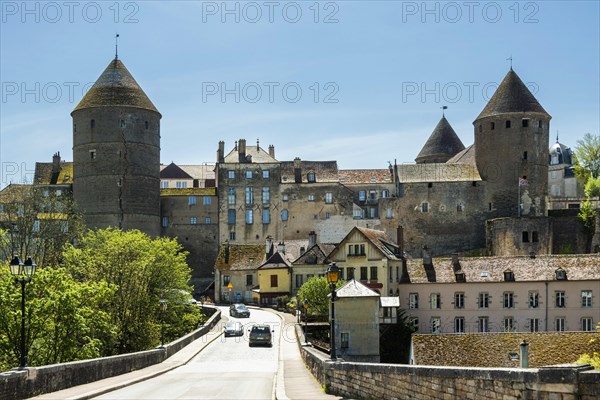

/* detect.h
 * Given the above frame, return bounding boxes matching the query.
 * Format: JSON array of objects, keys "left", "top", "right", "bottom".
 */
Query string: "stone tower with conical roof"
[
  {"left": 474, "top": 68, "right": 550, "bottom": 218},
  {"left": 72, "top": 58, "right": 161, "bottom": 236},
  {"left": 415, "top": 116, "right": 465, "bottom": 164}
]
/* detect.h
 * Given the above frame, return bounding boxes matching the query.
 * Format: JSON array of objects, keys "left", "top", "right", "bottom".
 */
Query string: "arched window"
[{"left": 281, "top": 209, "right": 289, "bottom": 221}]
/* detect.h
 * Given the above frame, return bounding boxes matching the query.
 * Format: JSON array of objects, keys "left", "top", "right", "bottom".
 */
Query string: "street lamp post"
[
  {"left": 159, "top": 299, "right": 168, "bottom": 348},
  {"left": 303, "top": 299, "right": 310, "bottom": 345},
  {"left": 9, "top": 255, "right": 36, "bottom": 369},
  {"left": 326, "top": 262, "right": 340, "bottom": 361}
]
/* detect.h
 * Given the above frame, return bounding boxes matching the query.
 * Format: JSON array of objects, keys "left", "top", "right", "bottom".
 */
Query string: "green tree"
[
  {"left": 578, "top": 198, "right": 597, "bottom": 252},
  {"left": 297, "top": 276, "right": 345, "bottom": 318},
  {"left": 0, "top": 266, "right": 115, "bottom": 371},
  {"left": 62, "top": 228, "right": 200, "bottom": 354},
  {"left": 574, "top": 133, "right": 600, "bottom": 183},
  {"left": 584, "top": 177, "right": 600, "bottom": 198}
]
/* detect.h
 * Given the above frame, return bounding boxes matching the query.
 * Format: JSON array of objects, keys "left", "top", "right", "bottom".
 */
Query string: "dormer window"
[
  {"left": 555, "top": 268, "right": 567, "bottom": 280},
  {"left": 455, "top": 272, "right": 466, "bottom": 283},
  {"left": 503, "top": 269, "right": 515, "bottom": 282},
  {"left": 307, "top": 172, "right": 316, "bottom": 182}
]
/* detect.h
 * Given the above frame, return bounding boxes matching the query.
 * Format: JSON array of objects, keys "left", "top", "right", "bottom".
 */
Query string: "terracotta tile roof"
[
  {"left": 404, "top": 254, "right": 600, "bottom": 284},
  {"left": 214, "top": 244, "right": 266, "bottom": 272},
  {"left": 34, "top": 162, "right": 73, "bottom": 185},
  {"left": 160, "top": 188, "right": 216, "bottom": 196},
  {"left": 396, "top": 163, "right": 481, "bottom": 182},
  {"left": 415, "top": 116, "right": 465, "bottom": 164},
  {"left": 476, "top": 69, "right": 550, "bottom": 120},
  {"left": 280, "top": 160, "right": 339, "bottom": 183},
  {"left": 338, "top": 169, "right": 393, "bottom": 184},
  {"left": 73, "top": 59, "right": 159, "bottom": 114}
]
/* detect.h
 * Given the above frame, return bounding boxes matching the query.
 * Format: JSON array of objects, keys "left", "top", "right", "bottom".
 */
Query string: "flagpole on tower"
[
  {"left": 441, "top": 105, "right": 447, "bottom": 117},
  {"left": 115, "top": 33, "right": 120, "bottom": 60}
]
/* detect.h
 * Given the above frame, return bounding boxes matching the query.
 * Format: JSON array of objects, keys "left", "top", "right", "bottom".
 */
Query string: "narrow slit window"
[{"left": 506, "top": 120, "right": 511, "bottom": 128}]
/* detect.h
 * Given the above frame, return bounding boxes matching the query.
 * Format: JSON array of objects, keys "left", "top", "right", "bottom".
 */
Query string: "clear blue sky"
[{"left": 1, "top": 1, "right": 598, "bottom": 187}]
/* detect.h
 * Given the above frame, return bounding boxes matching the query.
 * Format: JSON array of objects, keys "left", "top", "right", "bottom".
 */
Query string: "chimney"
[
  {"left": 277, "top": 241, "right": 286, "bottom": 254},
  {"left": 396, "top": 225, "right": 404, "bottom": 256},
  {"left": 422, "top": 245, "right": 432, "bottom": 266},
  {"left": 217, "top": 141, "right": 225, "bottom": 163},
  {"left": 451, "top": 253, "right": 461, "bottom": 272},
  {"left": 52, "top": 151, "right": 61, "bottom": 174},
  {"left": 266, "top": 236, "right": 273, "bottom": 258},
  {"left": 308, "top": 231, "right": 317, "bottom": 247},
  {"left": 269, "top": 144, "right": 275, "bottom": 159},
  {"left": 238, "top": 139, "right": 246, "bottom": 162},
  {"left": 294, "top": 157, "right": 302, "bottom": 183},
  {"left": 224, "top": 241, "right": 230, "bottom": 264}
]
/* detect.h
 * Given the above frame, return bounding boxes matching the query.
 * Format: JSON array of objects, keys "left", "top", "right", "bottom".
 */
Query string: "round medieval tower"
[
  {"left": 72, "top": 58, "right": 161, "bottom": 236},
  {"left": 474, "top": 68, "right": 550, "bottom": 218}
]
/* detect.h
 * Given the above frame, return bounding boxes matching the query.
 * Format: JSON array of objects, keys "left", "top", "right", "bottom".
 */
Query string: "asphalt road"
[{"left": 94, "top": 306, "right": 282, "bottom": 400}]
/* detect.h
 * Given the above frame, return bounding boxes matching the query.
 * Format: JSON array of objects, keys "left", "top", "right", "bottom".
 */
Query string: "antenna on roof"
[
  {"left": 556, "top": 131, "right": 559, "bottom": 143},
  {"left": 115, "top": 33, "right": 120, "bottom": 60},
  {"left": 257, "top": 138, "right": 260, "bottom": 149},
  {"left": 506, "top": 55, "right": 513, "bottom": 70},
  {"left": 441, "top": 105, "right": 448, "bottom": 117}
]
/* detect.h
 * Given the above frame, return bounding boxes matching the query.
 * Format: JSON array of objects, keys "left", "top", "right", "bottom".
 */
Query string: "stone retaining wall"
[
  {"left": 0, "top": 306, "right": 220, "bottom": 400},
  {"left": 300, "top": 345, "right": 600, "bottom": 400}
]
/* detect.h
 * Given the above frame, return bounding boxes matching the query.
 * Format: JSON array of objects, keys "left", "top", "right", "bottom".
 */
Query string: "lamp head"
[
  {"left": 9, "top": 255, "right": 22, "bottom": 276},
  {"left": 326, "top": 262, "right": 340, "bottom": 285}
]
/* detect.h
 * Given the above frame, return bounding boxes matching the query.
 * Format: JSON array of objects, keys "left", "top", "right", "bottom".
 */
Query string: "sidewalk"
[{"left": 31, "top": 309, "right": 341, "bottom": 400}]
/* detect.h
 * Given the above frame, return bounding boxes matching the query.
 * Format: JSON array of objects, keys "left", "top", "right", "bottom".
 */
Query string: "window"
[
  {"left": 282, "top": 194, "right": 288, "bottom": 201},
  {"left": 454, "top": 292, "right": 464, "bottom": 309},
  {"left": 505, "top": 120, "right": 511, "bottom": 128},
  {"left": 370, "top": 266, "right": 378, "bottom": 281},
  {"left": 325, "top": 212, "right": 331, "bottom": 219},
  {"left": 430, "top": 293, "right": 441, "bottom": 309},
  {"left": 478, "top": 317, "right": 489, "bottom": 333},
  {"left": 160, "top": 181, "right": 169, "bottom": 188},
  {"left": 281, "top": 209, "right": 288, "bottom": 221},
  {"left": 457, "top": 203, "right": 464, "bottom": 212},
  {"left": 90, "top": 150, "right": 96, "bottom": 160},
  {"left": 503, "top": 317, "right": 514, "bottom": 332},
  {"left": 270, "top": 275, "right": 278, "bottom": 287},
  {"left": 488, "top": 202, "right": 493, "bottom": 211},
  {"left": 263, "top": 170, "right": 269, "bottom": 179},
  {"left": 308, "top": 194, "right": 315, "bottom": 201},
  {"left": 369, "top": 190, "right": 377, "bottom": 200},
  {"left": 348, "top": 244, "right": 365, "bottom": 256},
  {"left": 228, "top": 170, "right": 235, "bottom": 179},
  {"left": 503, "top": 292, "right": 514, "bottom": 309},
  {"left": 188, "top": 196, "right": 196, "bottom": 205},
  {"left": 491, "top": 121, "right": 495, "bottom": 130},
  {"left": 91, "top": 119, "right": 95, "bottom": 128},
  {"left": 325, "top": 192, "right": 333, "bottom": 204},
  {"left": 32, "top": 220, "right": 40, "bottom": 232},
  {"left": 409, "top": 293, "right": 418, "bottom": 309},
  {"left": 204, "top": 217, "right": 211, "bottom": 224},
  {"left": 246, "top": 209, "right": 253, "bottom": 224},
  {"left": 478, "top": 292, "right": 489, "bottom": 309},
  {"left": 223, "top": 275, "right": 231, "bottom": 286},
  {"left": 431, "top": 317, "right": 441, "bottom": 334},
  {"left": 523, "top": 151, "right": 528, "bottom": 160},
  {"left": 359, "top": 191, "right": 366, "bottom": 202},
  {"left": 529, "top": 291, "right": 539, "bottom": 308},
  {"left": 228, "top": 188, "right": 236, "bottom": 205},
  {"left": 582, "top": 317, "right": 594, "bottom": 331},
  {"left": 295, "top": 274, "right": 303, "bottom": 288},
  {"left": 190, "top": 217, "right": 197, "bottom": 225},
  {"left": 120, "top": 119, "right": 125, "bottom": 128},
  {"left": 538, "top": 120, "right": 543, "bottom": 128},
  {"left": 176, "top": 181, "right": 187, "bottom": 188},
  {"left": 245, "top": 187, "right": 254, "bottom": 205},
  {"left": 246, "top": 274, "right": 253, "bottom": 286},
  {"left": 582, "top": 291, "right": 593, "bottom": 307},
  {"left": 381, "top": 190, "right": 389, "bottom": 198},
  {"left": 353, "top": 209, "right": 362, "bottom": 219},
  {"left": 386, "top": 208, "right": 393, "bottom": 219},
  {"left": 262, "top": 209, "right": 270, "bottom": 224},
  {"left": 454, "top": 317, "right": 465, "bottom": 333},
  {"left": 341, "top": 332, "right": 349, "bottom": 349},
  {"left": 556, "top": 291, "right": 566, "bottom": 308},
  {"left": 203, "top": 196, "right": 211, "bottom": 205},
  {"left": 522, "top": 231, "right": 529, "bottom": 243},
  {"left": 262, "top": 187, "right": 270, "bottom": 205},
  {"left": 504, "top": 269, "right": 515, "bottom": 281},
  {"left": 522, "top": 119, "right": 529, "bottom": 127},
  {"left": 427, "top": 182, "right": 433, "bottom": 189},
  {"left": 532, "top": 231, "right": 538, "bottom": 242},
  {"left": 360, "top": 267, "right": 368, "bottom": 281},
  {"left": 369, "top": 208, "right": 376, "bottom": 218},
  {"left": 421, "top": 202, "right": 429, "bottom": 212},
  {"left": 145, "top": 121, "right": 149, "bottom": 129},
  {"left": 162, "top": 217, "right": 169, "bottom": 227},
  {"left": 307, "top": 172, "right": 316, "bottom": 182},
  {"left": 529, "top": 318, "right": 540, "bottom": 332},
  {"left": 246, "top": 170, "right": 253, "bottom": 179},
  {"left": 227, "top": 209, "right": 236, "bottom": 225},
  {"left": 229, "top": 231, "right": 236, "bottom": 241},
  {"left": 478, "top": 124, "right": 482, "bottom": 132},
  {"left": 556, "top": 317, "right": 566, "bottom": 332}
]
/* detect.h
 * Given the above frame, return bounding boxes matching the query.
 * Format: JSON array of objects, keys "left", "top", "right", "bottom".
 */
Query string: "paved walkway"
[{"left": 31, "top": 309, "right": 342, "bottom": 400}]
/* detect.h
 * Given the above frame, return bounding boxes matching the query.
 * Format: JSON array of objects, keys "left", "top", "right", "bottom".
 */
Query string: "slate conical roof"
[
  {"left": 73, "top": 58, "right": 159, "bottom": 114},
  {"left": 415, "top": 116, "right": 465, "bottom": 164},
  {"left": 476, "top": 69, "right": 548, "bottom": 120}
]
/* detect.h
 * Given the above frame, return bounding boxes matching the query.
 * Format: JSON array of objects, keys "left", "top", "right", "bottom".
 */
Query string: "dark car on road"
[
  {"left": 248, "top": 324, "right": 273, "bottom": 347},
  {"left": 229, "top": 303, "right": 250, "bottom": 318}
]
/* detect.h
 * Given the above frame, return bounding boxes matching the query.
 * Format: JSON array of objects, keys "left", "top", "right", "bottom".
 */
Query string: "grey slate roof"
[
  {"left": 336, "top": 279, "right": 380, "bottom": 298},
  {"left": 223, "top": 146, "right": 277, "bottom": 163},
  {"left": 73, "top": 58, "right": 159, "bottom": 114},
  {"left": 280, "top": 160, "right": 339, "bottom": 183},
  {"left": 475, "top": 69, "right": 549, "bottom": 120},
  {"left": 415, "top": 116, "right": 465, "bottom": 164},
  {"left": 160, "top": 162, "right": 193, "bottom": 180},
  {"left": 396, "top": 163, "right": 481, "bottom": 182},
  {"left": 446, "top": 144, "right": 476, "bottom": 165}
]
